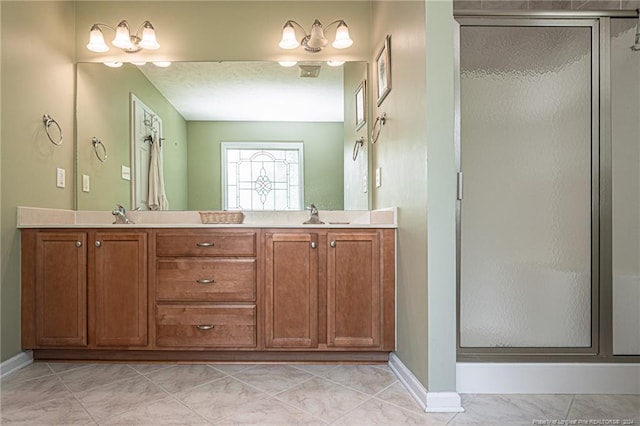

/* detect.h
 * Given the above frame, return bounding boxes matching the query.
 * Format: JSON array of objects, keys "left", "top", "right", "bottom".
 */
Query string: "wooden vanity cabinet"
[
  {"left": 22, "top": 229, "right": 149, "bottom": 350},
  {"left": 263, "top": 229, "right": 395, "bottom": 351},
  {"left": 153, "top": 229, "right": 258, "bottom": 349}
]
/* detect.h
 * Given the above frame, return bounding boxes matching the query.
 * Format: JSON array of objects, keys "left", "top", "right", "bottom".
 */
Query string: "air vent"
[{"left": 299, "top": 65, "right": 321, "bottom": 78}]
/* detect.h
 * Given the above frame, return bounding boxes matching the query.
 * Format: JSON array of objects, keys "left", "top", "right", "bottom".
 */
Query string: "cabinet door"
[
  {"left": 93, "top": 232, "right": 147, "bottom": 347},
  {"left": 264, "top": 232, "right": 318, "bottom": 348},
  {"left": 35, "top": 232, "right": 87, "bottom": 347},
  {"left": 327, "top": 232, "right": 380, "bottom": 348}
]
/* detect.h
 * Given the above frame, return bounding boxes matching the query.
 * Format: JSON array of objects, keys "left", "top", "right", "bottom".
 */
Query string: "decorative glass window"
[{"left": 221, "top": 142, "right": 304, "bottom": 211}]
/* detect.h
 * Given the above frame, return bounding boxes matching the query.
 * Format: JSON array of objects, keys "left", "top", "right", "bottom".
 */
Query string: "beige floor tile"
[
  {"left": 207, "top": 363, "right": 254, "bottom": 375},
  {"left": 568, "top": 394, "right": 640, "bottom": 424},
  {"left": 177, "top": 376, "right": 269, "bottom": 423},
  {"left": 215, "top": 397, "right": 326, "bottom": 425},
  {"left": 58, "top": 364, "right": 139, "bottom": 393},
  {"left": 130, "top": 363, "right": 177, "bottom": 375},
  {"left": 76, "top": 376, "right": 169, "bottom": 421},
  {"left": 449, "top": 394, "right": 573, "bottom": 425},
  {"left": 275, "top": 376, "right": 371, "bottom": 423},
  {"left": 232, "top": 364, "right": 314, "bottom": 395},
  {"left": 322, "top": 365, "right": 398, "bottom": 395},
  {"left": 333, "top": 398, "right": 443, "bottom": 425},
  {"left": 98, "top": 397, "right": 210, "bottom": 425},
  {"left": 145, "top": 364, "right": 225, "bottom": 394},
  {"left": 1, "top": 362, "right": 54, "bottom": 383},
  {"left": 47, "top": 362, "right": 94, "bottom": 374},
  {"left": 1, "top": 395, "right": 94, "bottom": 425},
  {"left": 0, "top": 375, "right": 71, "bottom": 414},
  {"left": 375, "top": 382, "right": 430, "bottom": 415},
  {"left": 292, "top": 364, "right": 340, "bottom": 376}
]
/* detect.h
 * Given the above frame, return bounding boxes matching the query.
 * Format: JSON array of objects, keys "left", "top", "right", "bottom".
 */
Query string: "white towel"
[{"left": 148, "top": 133, "right": 169, "bottom": 211}]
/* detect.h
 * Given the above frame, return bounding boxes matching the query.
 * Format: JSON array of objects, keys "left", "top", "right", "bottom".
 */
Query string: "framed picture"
[
  {"left": 355, "top": 80, "right": 366, "bottom": 131},
  {"left": 375, "top": 35, "right": 392, "bottom": 106}
]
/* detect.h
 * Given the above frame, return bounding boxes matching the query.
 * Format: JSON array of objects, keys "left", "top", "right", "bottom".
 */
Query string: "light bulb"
[
  {"left": 104, "top": 61, "right": 123, "bottom": 68},
  {"left": 86, "top": 25, "right": 109, "bottom": 53},
  {"left": 279, "top": 22, "right": 299, "bottom": 50},
  {"left": 112, "top": 20, "right": 134, "bottom": 49},
  {"left": 278, "top": 60, "right": 298, "bottom": 67},
  {"left": 332, "top": 21, "right": 353, "bottom": 49},
  {"left": 152, "top": 61, "right": 172, "bottom": 68},
  {"left": 138, "top": 21, "right": 160, "bottom": 50}
]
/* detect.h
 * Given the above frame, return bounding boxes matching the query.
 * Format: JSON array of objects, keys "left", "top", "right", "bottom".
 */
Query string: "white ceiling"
[{"left": 138, "top": 61, "right": 344, "bottom": 122}]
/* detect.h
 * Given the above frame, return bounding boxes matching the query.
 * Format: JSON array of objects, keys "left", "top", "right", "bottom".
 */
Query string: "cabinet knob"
[
  {"left": 196, "top": 278, "right": 215, "bottom": 285},
  {"left": 330, "top": 240, "right": 336, "bottom": 248},
  {"left": 75, "top": 241, "right": 82, "bottom": 248},
  {"left": 196, "top": 242, "right": 214, "bottom": 247},
  {"left": 95, "top": 241, "right": 102, "bottom": 247},
  {"left": 195, "top": 324, "right": 215, "bottom": 330},
  {"left": 311, "top": 242, "right": 317, "bottom": 249}
]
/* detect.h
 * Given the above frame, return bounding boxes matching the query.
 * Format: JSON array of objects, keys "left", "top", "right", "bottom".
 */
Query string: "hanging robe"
[{"left": 148, "top": 133, "right": 169, "bottom": 210}]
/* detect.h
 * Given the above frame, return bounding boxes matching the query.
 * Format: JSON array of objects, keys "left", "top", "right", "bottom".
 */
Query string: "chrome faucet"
[
  {"left": 303, "top": 204, "right": 324, "bottom": 224},
  {"left": 112, "top": 204, "right": 133, "bottom": 224}
]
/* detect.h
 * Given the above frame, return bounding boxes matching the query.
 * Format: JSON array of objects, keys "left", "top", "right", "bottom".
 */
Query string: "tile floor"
[{"left": 1, "top": 362, "right": 638, "bottom": 425}]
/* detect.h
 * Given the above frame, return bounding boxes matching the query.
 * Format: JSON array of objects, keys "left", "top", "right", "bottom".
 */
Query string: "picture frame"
[
  {"left": 355, "top": 80, "right": 366, "bottom": 131},
  {"left": 375, "top": 35, "right": 392, "bottom": 106}
]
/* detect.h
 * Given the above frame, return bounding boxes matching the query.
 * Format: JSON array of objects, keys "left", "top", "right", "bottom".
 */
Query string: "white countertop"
[{"left": 17, "top": 207, "right": 397, "bottom": 229}]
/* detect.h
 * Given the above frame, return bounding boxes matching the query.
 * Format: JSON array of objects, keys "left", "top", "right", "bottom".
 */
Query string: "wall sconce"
[
  {"left": 279, "top": 19, "right": 353, "bottom": 53},
  {"left": 86, "top": 20, "right": 160, "bottom": 53}
]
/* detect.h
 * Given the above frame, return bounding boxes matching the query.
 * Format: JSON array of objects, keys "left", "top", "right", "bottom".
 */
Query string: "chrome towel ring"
[
  {"left": 371, "top": 112, "right": 387, "bottom": 144},
  {"left": 42, "top": 114, "right": 63, "bottom": 146},
  {"left": 92, "top": 137, "right": 108, "bottom": 162},
  {"left": 352, "top": 136, "right": 365, "bottom": 161}
]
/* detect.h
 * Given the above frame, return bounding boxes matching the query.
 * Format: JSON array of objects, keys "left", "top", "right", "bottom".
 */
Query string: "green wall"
[
  {"left": 187, "top": 121, "right": 344, "bottom": 211},
  {"left": 1, "top": 1, "right": 76, "bottom": 361},
  {"left": 76, "top": 63, "right": 188, "bottom": 211}
]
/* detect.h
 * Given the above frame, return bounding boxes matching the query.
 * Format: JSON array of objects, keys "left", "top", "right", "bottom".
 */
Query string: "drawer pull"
[
  {"left": 330, "top": 240, "right": 336, "bottom": 248},
  {"left": 196, "top": 242, "right": 215, "bottom": 247},
  {"left": 311, "top": 242, "right": 317, "bottom": 249},
  {"left": 195, "top": 324, "right": 215, "bottom": 330},
  {"left": 196, "top": 278, "right": 215, "bottom": 285}
]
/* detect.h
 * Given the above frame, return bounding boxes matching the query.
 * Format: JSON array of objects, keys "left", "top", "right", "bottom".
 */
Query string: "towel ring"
[
  {"left": 352, "top": 136, "right": 365, "bottom": 161},
  {"left": 92, "top": 137, "right": 107, "bottom": 162},
  {"left": 42, "top": 114, "right": 63, "bottom": 146},
  {"left": 371, "top": 113, "right": 387, "bottom": 144}
]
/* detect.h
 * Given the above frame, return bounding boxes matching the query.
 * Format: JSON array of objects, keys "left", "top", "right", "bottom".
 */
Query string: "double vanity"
[{"left": 19, "top": 207, "right": 396, "bottom": 363}]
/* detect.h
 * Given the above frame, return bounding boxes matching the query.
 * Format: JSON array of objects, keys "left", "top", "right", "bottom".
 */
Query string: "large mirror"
[{"left": 75, "top": 61, "right": 370, "bottom": 212}]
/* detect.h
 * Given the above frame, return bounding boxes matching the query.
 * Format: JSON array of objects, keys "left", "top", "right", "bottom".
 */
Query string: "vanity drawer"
[
  {"left": 156, "top": 305, "right": 256, "bottom": 348},
  {"left": 156, "top": 231, "right": 256, "bottom": 257},
  {"left": 157, "top": 259, "right": 256, "bottom": 301}
]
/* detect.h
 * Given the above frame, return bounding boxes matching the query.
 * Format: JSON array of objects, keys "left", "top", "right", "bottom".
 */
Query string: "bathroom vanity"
[{"left": 19, "top": 208, "right": 396, "bottom": 363}]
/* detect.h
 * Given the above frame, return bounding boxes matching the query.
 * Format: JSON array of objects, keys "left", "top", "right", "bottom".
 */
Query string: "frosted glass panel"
[
  {"left": 611, "top": 19, "right": 640, "bottom": 355},
  {"left": 459, "top": 26, "right": 593, "bottom": 348}
]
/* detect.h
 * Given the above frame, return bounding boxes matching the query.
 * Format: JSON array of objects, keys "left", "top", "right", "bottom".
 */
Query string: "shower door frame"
[{"left": 455, "top": 17, "right": 604, "bottom": 361}]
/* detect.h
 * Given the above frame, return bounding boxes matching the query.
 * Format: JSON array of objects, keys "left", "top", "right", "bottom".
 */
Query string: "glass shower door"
[
  {"left": 611, "top": 18, "right": 640, "bottom": 355},
  {"left": 458, "top": 22, "right": 597, "bottom": 350}
]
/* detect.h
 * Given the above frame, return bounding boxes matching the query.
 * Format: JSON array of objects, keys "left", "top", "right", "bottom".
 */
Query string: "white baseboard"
[
  {"left": 0, "top": 350, "right": 33, "bottom": 378},
  {"left": 389, "top": 352, "right": 464, "bottom": 412},
  {"left": 457, "top": 362, "right": 640, "bottom": 394}
]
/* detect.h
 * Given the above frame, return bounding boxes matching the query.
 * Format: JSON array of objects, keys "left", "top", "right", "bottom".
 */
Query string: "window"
[{"left": 222, "top": 142, "right": 304, "bottom": 211}]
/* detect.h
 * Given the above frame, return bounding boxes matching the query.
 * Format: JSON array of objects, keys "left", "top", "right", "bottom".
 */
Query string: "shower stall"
[{"left": 456, "top": 12, "right": 640, "bottom": 360}]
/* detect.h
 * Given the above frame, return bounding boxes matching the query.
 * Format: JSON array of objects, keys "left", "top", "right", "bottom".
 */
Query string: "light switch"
[
  {"left": 56, "top": 168, "right": 65, "bottom": 188},
  {"left": 82, "top": 174, "right": 90, "bottom": 192},
  {"left": 375, "top": 167, "right": 382, "bottom": 188},
  {"left": 121, "top": 165, "right": 131, "bottom": 181}
]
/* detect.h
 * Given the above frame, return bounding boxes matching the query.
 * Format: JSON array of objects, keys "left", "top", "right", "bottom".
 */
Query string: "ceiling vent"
[{"left": 299, "top": 65, "right": 321, "bottom": 78}]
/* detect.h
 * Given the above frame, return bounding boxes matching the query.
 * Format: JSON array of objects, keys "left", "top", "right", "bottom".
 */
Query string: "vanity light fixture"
[
  {"left": 152, "top": 61, "right": 172, "bottom": 68},
  {"left": 326, "top": 60, "right": 345, "bottom": 67},
  {"left": 278, "top": 60, "right": 298, "bottom": 67},
  {"left": 279, "top": 19, "right": 353, "bottom": 53},
  {"left": 103, "top": 61, "right": 123, "bottom": 68},
  {"left": 87, "top": 20, "right": 160, "bottom": 53}
]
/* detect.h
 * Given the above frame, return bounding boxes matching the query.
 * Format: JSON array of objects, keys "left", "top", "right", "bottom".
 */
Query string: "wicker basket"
[{"left": 198, "top": 210, "right": 245, "bottom": 224}]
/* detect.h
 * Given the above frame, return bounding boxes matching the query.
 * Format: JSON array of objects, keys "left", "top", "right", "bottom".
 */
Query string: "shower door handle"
[{"left": 457, "top": 172, "right": 463, "bottom": 201}]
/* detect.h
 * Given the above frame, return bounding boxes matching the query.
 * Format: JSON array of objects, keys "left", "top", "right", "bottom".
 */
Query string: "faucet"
[
  {"left": 112, "top": 204, "right": 134, "bottom": 224},
  {"left": 303, "top": 204, "right": 324, "bottom": 224}
]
